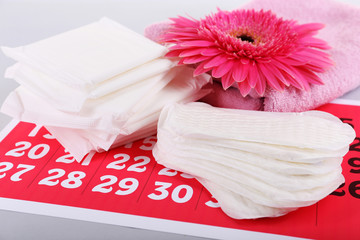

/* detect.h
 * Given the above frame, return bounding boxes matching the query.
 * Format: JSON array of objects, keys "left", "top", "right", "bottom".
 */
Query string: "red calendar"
[{"left": 0, "top": 100, "right": 359, "bottom": 240}]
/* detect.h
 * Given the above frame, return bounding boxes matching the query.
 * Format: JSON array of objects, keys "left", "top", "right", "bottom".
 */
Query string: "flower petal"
[
  {"left": 204, "top": 54, "right": 229, "bottom": 69},
  {"left": 304, "top": 63, "right": 327, "bottom": 73},
  {"left": 162, "top": 32, "right": 199, "bottom": 42},
  {"left": 201, "top": 48, "right": 221, "bottom": 56},
  {"left": 269, "top": 65, "right": 290, "bottom": 86},
  {"left": 298, "top": 37, "right": 331, "bottom": 50},
  {"left": 177, "top": 58, "right": 186, "bottom": 65},
  {"left": 301, "top": 49, "right": 333, "bottom": 66},
  {"left": 169, "top": 43, "right": 192, "bottom": 51},
  {"left": 294, "top": 23, "right": 325, "bottom": 37},
  {"left": 258, "top": 63, "right": 284, "bottom": 92},
  {"left": 181, "top": 40, "right": 215, "bottom": 47},
  {"left": 279, "top": 56, "right": 307, "bottom": 66},
  {"left": 294, "top": 70, "right": 311, "bottom": 91},
  {"left": 212, "top": 60, "right": 234, "bottom": 78},
  {"left": 166, "top": 36, "right": 201, "bottom": 41},
  {"left": 254, "top": 67, "right": 267, "bottom": 96},
  {"left": 272, "top": 60, "right": 307, "bottom": 90},
  {"left": 241, "top": 58, "right": 250, "bottom": 64},
  {"left": 179, "top": 48, "right": 206, "bottom": 57},
  {"left": 169, "top": 27, "right": 199, "bottom": 34},
  {"left": 182, "top": 55, "right": 210, "bottom": 64},
  {"left": 247, "top": 62, "right": 259, "bottom": 88},
  {"left": 165, "top": 49, "right": 183, "bottom": 58},
  {"left": 288, "top": 50, "right": 332, "bottom": 73},
  {"left": 281, "top": 71, "right": 304, "bottom": 90},
  {"left": 171, "top": 16, "right": 199, "bottom": 28},
  {"left": 232, "top": 61, "right": 249, "bottom": 83},
  {"left": 238, "top": 79, "right": 252, "bottom": 97},
  {"left": 194, "top": 60, "right": 211, "bottom": 76},
  {"left": 285, "top": 65, "right": 311, "bottom": 91},
  {"left": 297, "top": 67, "right": 324, "bottom": 85},
  {"left": 221, "top": 72, "right": 234, "bottom": 90},
  {"left": 271, "top": 59, "right": 297, "bottom": 79},
  {"left": 165, "top": 31, "right": 198, "bottom": 37}
]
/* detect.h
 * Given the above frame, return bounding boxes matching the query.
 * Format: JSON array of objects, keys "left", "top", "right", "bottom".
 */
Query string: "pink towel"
[
  {"left": 200, "top": 82, "right": 264, "bottom": 110},
  {"left": 144, "top": 0, "right": 360, "bottom": 112}
]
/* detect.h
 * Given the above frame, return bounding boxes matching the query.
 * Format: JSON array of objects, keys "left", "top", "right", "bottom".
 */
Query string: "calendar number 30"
[{"left": 148, "top": 181, "right": 193, "bottom": 203}]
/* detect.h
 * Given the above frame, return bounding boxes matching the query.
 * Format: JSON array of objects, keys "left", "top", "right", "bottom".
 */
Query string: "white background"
[{"left": 0, "top": 0, "right": 359, "bottom": 239}]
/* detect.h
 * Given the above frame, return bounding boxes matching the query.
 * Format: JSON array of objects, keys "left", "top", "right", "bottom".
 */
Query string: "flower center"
[{"left": 236, "top": 34, "right": 255, "bottom": 43}]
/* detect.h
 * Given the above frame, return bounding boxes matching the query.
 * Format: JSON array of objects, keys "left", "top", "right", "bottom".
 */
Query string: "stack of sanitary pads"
[
  {"left": 153, "top": 102, "right": 355, "bottom": 219},
  {"left": 1, "top": 18, "right": 211, "bottom": 161}
]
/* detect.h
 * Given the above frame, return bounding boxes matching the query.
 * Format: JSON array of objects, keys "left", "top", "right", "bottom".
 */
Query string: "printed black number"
[
  {"left": 340, "top": 118, "right": 354, "bottom": 129},
  {"left": 348, "top": 157, "right": 360, "bottom": 174},
  {"left": 349, "top": 137, "right": 360, "bottom": 152},
  {"left": 349, "top": 181, "right": 360, "bottom": 199},
  {"left": 330, "top": 182, "right": 346, "bottom": 196}
]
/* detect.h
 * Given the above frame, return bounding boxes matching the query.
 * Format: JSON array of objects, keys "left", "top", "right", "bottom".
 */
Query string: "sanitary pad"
[
  {"left": 1, "top": 18, "right": 211, "bottom": 161},
  {"left": 153, "top": 102, "right": 355, "bottom": 219},
  {"left": 4, "top": 58, "right": 175, "bottom": 112},
  {"left": 2, "top": 17, "right": 167, "bottom": 88}
]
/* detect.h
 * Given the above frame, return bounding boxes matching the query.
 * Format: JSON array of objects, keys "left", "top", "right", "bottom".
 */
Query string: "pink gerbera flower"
[{"left": 162, "top": 9, "right": 333, "bottom": 97}]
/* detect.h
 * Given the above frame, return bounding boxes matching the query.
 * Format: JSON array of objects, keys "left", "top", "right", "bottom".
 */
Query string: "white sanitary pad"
[
  {"left": 4, "top": 58, "right": 175, "bottom": 112},
  {"left": 24, "top": 67, "right": 210, "bottom": 160},
  {"left": 1, "top": 17, "right": 167, "bottom": 89},
  {"left": 1, "top": 18, "right": 211, "bottom": 161},
  {"left": 153, "top": 102, "right": 356, "bottom": 219}
]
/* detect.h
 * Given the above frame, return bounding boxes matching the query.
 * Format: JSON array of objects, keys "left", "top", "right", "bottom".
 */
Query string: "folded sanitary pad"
[
  {"left": 5, "top": 58, "right": 176, "bottom": 112},
  {"left": 22, "top": 66, "right": 210, "bottom": 160},
  {"left": 153, "top": 102, "right": 355, "bottom": 219},
  {"left": 2, "top": 17, "right": 167, "bottom": 89},
  {"left": 1, "top": 18, "right": 211, "bottom": 161}
]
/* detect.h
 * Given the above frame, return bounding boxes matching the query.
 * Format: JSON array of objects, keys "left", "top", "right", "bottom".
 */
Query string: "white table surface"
[{"left": 0, "top": 0, "right": 359, "bottom": 239}]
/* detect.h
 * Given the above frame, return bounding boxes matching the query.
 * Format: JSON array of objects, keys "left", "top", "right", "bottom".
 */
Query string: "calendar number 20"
[{"left": 5, "top": 141, "right": 50, "bottom": 160}]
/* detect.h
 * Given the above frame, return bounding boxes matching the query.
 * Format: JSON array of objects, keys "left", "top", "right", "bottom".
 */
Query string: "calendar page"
[{"left": 0, "top": 100, "right": 359, "bottom": 240}]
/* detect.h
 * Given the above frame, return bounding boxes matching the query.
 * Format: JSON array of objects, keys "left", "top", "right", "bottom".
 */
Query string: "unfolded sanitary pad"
[
  {"left": 144, "top": 0, "right": 360, "bottom": 112},
  {"left": 1, "top": 18, "right": 211, "bottom": 161},
  {"left": 153, "top": 102, "right": 355, "bottom": 219}
]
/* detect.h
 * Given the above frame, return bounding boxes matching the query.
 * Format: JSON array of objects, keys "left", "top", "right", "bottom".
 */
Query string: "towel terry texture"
[{"left": 144, "top": 0, "right": 360, "bottom": 112}]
